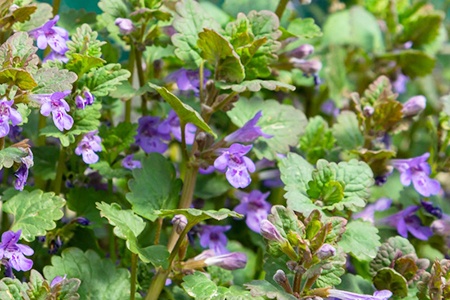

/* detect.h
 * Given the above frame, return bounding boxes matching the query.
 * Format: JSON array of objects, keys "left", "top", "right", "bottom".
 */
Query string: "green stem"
[
  {"left": 125, "top": 45, "right": 136, "bottom": 123},
  {"left": 53, "top": 148, "right": 66, "bottom": 195},
  {"left": 154, "top": 218, "right": 162, "bottom": 245},
  {"left": 293, "top": 272, "right": 303, "bottom": 295},
  {"left": 134, "top": 46, "right": 148, "bottom": 115},
  {"left": 0, "top": 137, "right": 4, "bottom": 150},
  {"left": 130, "top": 253, "right": 138, "bottom": 300},
  {"left": 37, "top": 115, "right": 47, "bottom": 146},
  {"left": 275, "top": 0, "right": 289, "bottom": 19},
  {"left": 199, "top": 60, "right": 205, "bottom": 104},
  {"left": 179, "top": 122, "right": 189, "bottom": 162},
  {"left": 52, "top": 0, "right": 61, "bottom": 15},
  {"left": 1, "top": 211, "right": 10, "bottom": 231}
]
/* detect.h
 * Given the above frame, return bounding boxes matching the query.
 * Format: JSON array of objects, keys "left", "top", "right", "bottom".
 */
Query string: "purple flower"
[
  {"left": 260, "top": 219, "right": 285, "bottom": 243},
  {"left": 0, "top": 98, "right": 22, "bottom": 138},
  {"left": 402, "top": 95, "right": 426, "bottom": 117},
  {"left": 135, "top": 116, "right": 171, "bottom": 154},
  {"left": 75, "top": 131, "right": 102, "bottom": 164},
  {"left": 377, "top": 205, "right": 433, "bottom": 240},
  {"left": 0, "top": 230, "right": 34, "bottom": 272},
  {"left": 115, "top": 18, "right": 135, "bottom": 35},
  {"left": 316, "top": 243, "right": 336, "bottom": 260},
  {"left": 43, "top": 51, "right": 68, "bottom": 63},
  {"left": 234, "top": 190, "right": 271, "bottom": 232},
  {"left": 321, "top": 100, "right": 340, "bottom": 117},
  {"left": 75, "top": 217, "right": 90, "bottom": 226},
  {"left": 29, "top": 15, "right": 68, "bottom": 55},
  {"left": 225, "top": 111, "right": 272, "bottom": 144},
  {"left": 353, "top": 198, "right": 393, "bottom": 224},
  {"left": 50, "top": 275, "right": 66, "bottom": 288},
  {"left": 327, "top": 289, "right": 393, "bottom": 300},
  {"left": 171, "top": 214, "right": 188, "bottom": 234},
  {"left": 204, "top": 252, "right": 247, "bottom": 270},
  {"left": 37, "top": 91, "right": 73, "bottom": 132},
  {"left": 391, "top": 153, "right": 441, "bottom": 197},
  {"left": 75, "top": 91, "right": 94, "bottom": 109},
  {"left": 198, "top": 225, "right": 230, "bottom": 255},
  {"left": 14, "top": 147, "right": 33, "bottom": 191},
  {"left": 393, "top": 73, "right": 409, "bottom": 94},
  {"left": 166, "top": 68, "right": 211, "bottom": 95},
  {"left": 214, "top": 143, "right": 255, "bottom": 189},
  {"left": 421, "top": 200, "right": 442, "bottom": 218},
  {"left": 121, "top": 155, "right": 141, "bottom": 170},
  {"left": 162, "top": 110, "right": 196, "bottom": 144}
]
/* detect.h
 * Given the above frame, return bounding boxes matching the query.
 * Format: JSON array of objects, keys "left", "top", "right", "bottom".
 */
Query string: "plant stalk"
[
  {"left": 134, "top": 46, "right": 148, "bottom": 115},
  {"left": 275, "top": 0, "right": 289, "bottom": 19},
  {"left": 125, "top": 45, "right": 136, "bottom": 123},
  {"left": 130, "top": 253, "right": 138, "bottom": 300},
  {"left": 53, "top": 148, "right": 66, "bottom": 195}
]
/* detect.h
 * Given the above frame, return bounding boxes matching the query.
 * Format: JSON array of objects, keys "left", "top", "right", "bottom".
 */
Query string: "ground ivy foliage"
[{"left": 280, "top": 153, "right": 374, "bottom": 215}]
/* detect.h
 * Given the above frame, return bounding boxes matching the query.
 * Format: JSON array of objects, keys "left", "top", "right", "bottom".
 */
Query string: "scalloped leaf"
[
  {"left": 227, "top": 97, "right": 307, "bottom": 160},
  {"left": 3, "top": 189, "right": 66, "bottom": 242},
  {"left": 32, "top": 67, "right": 77, "bottom": 94},
  {"left": 332, "top": 111, "right": 364, "bottom": 150},
  {"left": 43, "top": 248, "right": 135, "bottom": 300},
  {"left": 0, "top": 147, "right": 27, "bottom": 169},
  {"left": 97, "top": 202, "right": 170, "bottom": 268},
  {"left": 244, "top": 280, "right": 297, "bottom": 300},
  {"left": 0, "top": 32, "right": 39, "bottom": 73},
  {"left": 126, "top": 153, "right": 182, "bottom": 222},
  {"left": 0, "top": 277, "right": 28, "bottom": 299},
  {"left": 81, "top": 63, "right": 131, "bottom": 97},
  {"left": 171, "top": 0, "right": 221, "bottom": 68},
  {"left": 286, "top": 18, "right": 322, "bottom": 39},
  {"left": 338, "top": 220, "right": 381, "bottom": 261}
]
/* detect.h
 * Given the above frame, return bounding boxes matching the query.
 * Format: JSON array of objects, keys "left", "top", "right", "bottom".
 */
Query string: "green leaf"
[
  {"left": 227, "top": 97, "right": 307, "bottom": 160},
  {"left": 32, "top": 146, "right": 59, "bottom": 180},
  {"left": 43, "top": 248, "right": 135, "bottom": 300},
  {"left": 0, "top": 68, "right": 37, "bottom": 90},
  {"left": 181, "top": 272, "right": 220, "bottom": 299},
  {"left": 0, "top": 277, "right": 28, "bottom": 299},
  {"left": 0, "top": 4, "right": 36, "bottom": 30},
  {"left": 153, "top": 208, "right": 242, "bottom": 225},
  {"left": 286, "top": 18, "right": 322, "bottom": 39},
  {"left": 281, "top": 155, "right": 373, "bottom": 214},
  {"left": 197, "top": 28, "right": 245, "bottom": 83},
  {"left": 81, "top": 64, "right": 131, "bottom": 97},
  {"left": 0, "top": 32, "right": 39, "bottom": 72},
  {"left": 322, "top": 6, "right": 385, "bottom": 53},
  {"left": 336, "top": 273, "right": 375, "bottom": 295},
  {"left": 148, "top": 83, "right": 216, "bottom": 137},
  {"left": 171, "top": 0, "right": 221, "bottom": 68},
  {"left": 338, "top": 220, "right": 381, "bottom": 261},
  {"left": 224, "top": 10, "right": 281, "bottom": 79},
  {"left": 299, "top": 116, "right": 336, "bottom": 163},
  {"left": 3, "top": 189, "right": 66, "bottom": 242},
  {"left": 244, "top": 280, "right": 297, "bottom": 300},
  {"left": 98, "top": 122, "right": 137, "bottom": 162},
  {"left": 66, "top": 187, "right": 111, "bottom": 227},
  {"left": 279, "top": 153, "right": 316, "bottom": 214},
  {"left": 194, "top": 173, "right": 230, "bottom": 200},
  {"left": 378, "top": 50, "right": 435, "bottom": 78},
  {"left": 216, "top": 80, "right": 295, "bottom": 93},
  {"left": 67, "top": 24, "right": 105, "bottom": 58},
  {"left": 90, "top": 161, "right": 130, "bottom": 179},
  {"left": 126, "top": 153, "right": 182, "bottom": 221},
  {"left": 399, "top": 11, "right": 444, "bottom": 47},
  {"left": 66, "top": 53, "right": 106, "bottom": 76},
  {"left": 309, "top": 247, "right": 347, "bottom": 287},
  {"left": 12, "top": 3, "right": 52, "bottom": 31},
  {"left": 332, "top": 111, "right": 364, "bottom": 150},
  {"left": 372, "top": 268, "right": 408, "bottom": 298},
  {"left": 59, "top": 9, "right": 97, "bottom": 34},
  {"left": 0, "top": 147, "right": 27, "bottom": 169},
  {"left": 32, "top": 67, "right": 77, "bottom": 94},
  {"left": 97, "top": 202, "right": 170, "bottom": 267},
  {"left": 324, "top": 46, "right": 349, "bottom": 106}
]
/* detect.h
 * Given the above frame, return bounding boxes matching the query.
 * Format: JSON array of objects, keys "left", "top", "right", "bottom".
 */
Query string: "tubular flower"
[
  {"left": 234, "top": 190, "right": 271, "bottom": 232},
  {"left": 29, "top": 15, "right": 69, "bottom": 54},
  {"left": 0, "top": 230, "right": 34, "bottom": 273},
  {"left": 214, "top": 143, "right": 255, "bottom": 189},
  {"left": 0, "top": 98, "right": 22, "bottom": 138},
  {"left": 75, "top": 131, "right": 102, "bottom": 164},
  {"left": 37, "top": 91, "right": 73, "bottom": 132},
  {"left": 225, "top": 111, "right": 272, "bottom": 144}
]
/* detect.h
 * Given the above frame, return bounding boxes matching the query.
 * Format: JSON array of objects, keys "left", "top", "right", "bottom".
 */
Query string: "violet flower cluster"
[
  {"left": 14, "top": 147, "right": 33, "bottom": 191},
  {"left": 391, "top": 152, "right": 441, "bottom": 197},
  {"left": 234, "top": 190, "right": 271, "bottom": 232},
  {"left": 0, "top": 230, "right": 33, "bottom": 276},
  {"left": 29, "top": 15, "right": 69, "bottom": 62},
  {"left": 37, "top": 91, "right": 73, "bottom": 132},
  {"left": 75, "top": 131, "right": 102, "bottom": 164},
  {"left": 75, "top": 91, "right": 95, "bottom": 110},
  {"left": 0, "top": 98, "right": 22, "bottom": 138}
]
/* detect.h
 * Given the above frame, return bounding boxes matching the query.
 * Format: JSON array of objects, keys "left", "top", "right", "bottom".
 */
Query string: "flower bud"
[
  {"left": 260, "top": 219, "right": 284, "bottom": 243},
  {"left": 402, "top": 95, "right": 426, "bottom": 117},
  {"left": 273, "top": 270, "right": 293, "bottom": 293},
  {"left": 363, "top": 105, "right": 374, "bottom": 117},
  {"left": 9, "top": 4, "right": 19, "bottom": 12},
  {"left": 204, "top": 252, "right": 247, "bottom": 270},
  {"left": 316, "top": 243, "right": 336, "bottom": 260},
  {"left": 431, "top": 219, "right": 450, "bottom": 236},
  {"left": 114, "top": 18, "right": 135, "bottom": 35},
  {"left": 291, "top": 58, "right": 322, "bottom": 75},
  {"left": 75, "top": 217, "right": 90, "bottom": 226},
  {"left": 171, "top": 214, "right": 188, "bottom": 234},
  {"left": 286, "top": 44, "right": 314, "bottom": 59}
]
